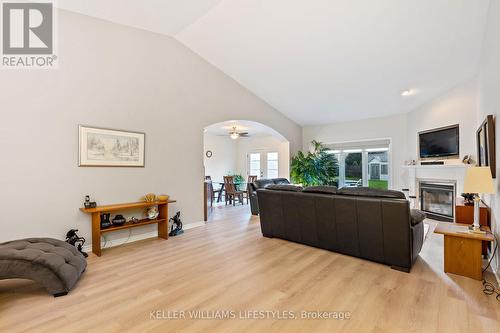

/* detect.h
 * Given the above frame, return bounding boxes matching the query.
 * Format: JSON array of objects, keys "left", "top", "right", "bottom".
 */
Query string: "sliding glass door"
[
  {"left": 327, "top": 142, "right": 390, "bottom": 189},
  {"left": 344, "top": 150, "right": 363, "bottom": 187},
  {"left": 367, "top": 149, "right": 389, "bottom": 189}
]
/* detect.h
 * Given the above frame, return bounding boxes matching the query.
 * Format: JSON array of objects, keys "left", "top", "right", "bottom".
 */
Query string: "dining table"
[{"left": 214, "top": 181, "right": 247, "bottom": 203}]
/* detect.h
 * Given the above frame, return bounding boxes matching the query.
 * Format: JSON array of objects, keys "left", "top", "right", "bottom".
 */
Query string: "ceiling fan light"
[
  {"left": 401, "top": 89, "right": 414, "bottom": 96},
  {"left": 230, "top": 133, "right": 239, "bottom": 140}
]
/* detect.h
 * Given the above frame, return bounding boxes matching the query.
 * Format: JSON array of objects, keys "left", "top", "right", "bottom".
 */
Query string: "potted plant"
[{"left": 291, "top": 140, "right": 339, "bottom": 187}]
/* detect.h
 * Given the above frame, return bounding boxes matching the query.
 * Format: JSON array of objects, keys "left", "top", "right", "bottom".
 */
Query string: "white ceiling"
[
  {"left": 57, "top": 0, "right": 224, "bottom": 35},
  {"left": 58, "top": 0, "right": 491, "bottom": 126}
]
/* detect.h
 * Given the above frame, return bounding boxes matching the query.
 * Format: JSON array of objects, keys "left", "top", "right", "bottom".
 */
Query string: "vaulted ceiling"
[{"left": 58, "top": 0, "right": 491, "bottom": 126}]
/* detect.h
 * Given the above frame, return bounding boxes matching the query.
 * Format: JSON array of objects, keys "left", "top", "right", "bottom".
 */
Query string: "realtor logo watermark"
[{"left": 1, "top": 1, "right": 57, "bottom": 68}]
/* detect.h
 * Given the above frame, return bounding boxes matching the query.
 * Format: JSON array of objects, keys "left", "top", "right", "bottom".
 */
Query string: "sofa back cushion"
[
  {"left": 253, "top": 179, "right": 275, "bottom": 190},
  {"left": 266, "top": 184, "right": 303, "bottom": 192},
  {"left": 302, "top": 185, "right": 337, "bottom": 195},
  {"left": 338, "top": 187, "right": 406, "bottom": 199},
  {"left": 272, "top": 178, "right": 290, "bottom": 185}
]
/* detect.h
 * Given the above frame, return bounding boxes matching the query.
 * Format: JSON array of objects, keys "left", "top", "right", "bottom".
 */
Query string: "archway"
[{"left": 202, "top": 120, "right": 290, "bottom": 222}]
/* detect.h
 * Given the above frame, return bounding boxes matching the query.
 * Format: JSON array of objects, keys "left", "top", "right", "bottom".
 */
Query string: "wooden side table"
[{"left": 434, "top": 223, "right": 494, "bottom": 280}]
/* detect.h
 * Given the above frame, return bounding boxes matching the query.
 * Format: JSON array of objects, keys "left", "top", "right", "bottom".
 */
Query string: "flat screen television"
[{"left": 419, "top": 125, "right": 459, "bottom": 159}]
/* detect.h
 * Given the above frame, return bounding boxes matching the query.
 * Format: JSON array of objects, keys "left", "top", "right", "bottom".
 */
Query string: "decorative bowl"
[
  {"left": 112, "top": 214, "right": 126, "bottom": 226},
  {"left": 146, "top": 206, "right": 159, "bottom": 220},
  {"left": 158, "top": 194, "right": 169, "bottom": 201},
  {"left": 143, "top": 193, "right": 157, "bottom": 202}
]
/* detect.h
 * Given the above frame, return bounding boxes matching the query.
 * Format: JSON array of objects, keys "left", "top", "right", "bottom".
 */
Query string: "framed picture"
[
  {"left": 79, "top": 125, "right": 145, "bottom": 167},
  {"left": 476, "top": 115, "right": 495, "bottom": 178}
]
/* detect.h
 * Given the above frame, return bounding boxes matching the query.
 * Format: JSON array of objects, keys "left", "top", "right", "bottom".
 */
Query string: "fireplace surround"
[
  {"left": 404, "top": 164, "right": 471, "bottom": 222},
  {"left": 419, "top": 182, "right": 455, "bottom": 221}
]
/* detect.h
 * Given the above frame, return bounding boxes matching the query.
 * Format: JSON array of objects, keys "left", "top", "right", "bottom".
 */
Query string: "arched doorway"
[{"left": 202, "top": 120, "right": 290, "bottom": 222}]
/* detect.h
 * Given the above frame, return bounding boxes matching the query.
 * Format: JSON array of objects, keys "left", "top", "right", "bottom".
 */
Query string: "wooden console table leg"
[
  {"left": 444, "top": 235, "right": 482, "bottom": 280},
  {"left": 158, "top": 203, "right": 169, "bottom": 240},
  {"left": 91, "top": 212, "right": 102, "bottom": 256}
]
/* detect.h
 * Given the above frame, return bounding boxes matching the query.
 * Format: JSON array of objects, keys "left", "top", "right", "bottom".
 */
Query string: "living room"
[{"left": 1, "top": 1, "right": 499, "bottom": 332}]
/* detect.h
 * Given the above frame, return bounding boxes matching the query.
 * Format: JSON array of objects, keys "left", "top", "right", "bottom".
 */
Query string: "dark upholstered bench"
[{"left": 0, "top": 238, "right": 87, "bottom": 297}]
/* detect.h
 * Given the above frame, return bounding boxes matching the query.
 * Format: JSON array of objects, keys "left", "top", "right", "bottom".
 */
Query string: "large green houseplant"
[{"left": 290, "top": 140, "right": 339, "bottom": 186}]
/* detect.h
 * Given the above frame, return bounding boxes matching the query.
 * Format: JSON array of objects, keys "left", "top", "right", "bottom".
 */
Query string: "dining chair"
[
  {"left": 223, "top": 176, "right": 245, "bottom": 206},
  {"left": 245, "top": 175, "right": 258, "bottom": 204},
  {"left": 205, "top": 176, "right": 221, "bottom": 204}
]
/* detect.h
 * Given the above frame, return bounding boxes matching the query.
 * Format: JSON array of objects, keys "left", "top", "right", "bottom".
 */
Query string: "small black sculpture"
[
  {"left": 65, "top": 229, "right": 88, "bottom": 258},
  {"left": 169, "top": 211, "right": 184, "bottom": 236}
]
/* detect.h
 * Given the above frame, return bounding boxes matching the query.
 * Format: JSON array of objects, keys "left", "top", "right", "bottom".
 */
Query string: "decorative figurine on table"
[
  {"left": 65, "top": 229, "right": 88, "bottom": 258},
  {"left": 462, "top": 155, "right": 475, "bottom": 165},
  {"left": 143, "top": 193, "right": 157, "bottom": 202},
  {"left": 169, "top": 211, "right": 184, "bottom": 237},
  {"left": 100, "top": 213, "right": 112, "bottom": 229},
  {"left": 146, "top": 206, "right": 159, "bottom": 220},
  {"left": 84, "top": 195, "right": 97, "bottom": 209}
]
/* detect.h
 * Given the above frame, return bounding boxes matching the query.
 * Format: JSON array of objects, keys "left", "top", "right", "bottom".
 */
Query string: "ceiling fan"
[{"left": 218, "top": 126, "right": 249, "bottom": 140}]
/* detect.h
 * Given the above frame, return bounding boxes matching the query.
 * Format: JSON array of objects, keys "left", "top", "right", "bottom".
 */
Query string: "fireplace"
[{"left": 419, "top": 182, "right": 455, "bottom": 222}]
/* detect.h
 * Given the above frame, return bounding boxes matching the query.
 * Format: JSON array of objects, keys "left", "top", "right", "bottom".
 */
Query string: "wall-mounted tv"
[{"left": 419, "top": 125, "right": 459, "bottom": 159}]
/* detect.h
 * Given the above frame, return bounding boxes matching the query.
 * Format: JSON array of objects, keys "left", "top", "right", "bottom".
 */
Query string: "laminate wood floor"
[{"left": 1, "top": 204, "right": 499, "bottom": 332}]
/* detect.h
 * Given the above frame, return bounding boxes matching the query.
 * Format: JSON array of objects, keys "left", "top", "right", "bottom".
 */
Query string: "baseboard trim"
[{"left": 82, "top": 221, "right": 205, "bottom": 253}]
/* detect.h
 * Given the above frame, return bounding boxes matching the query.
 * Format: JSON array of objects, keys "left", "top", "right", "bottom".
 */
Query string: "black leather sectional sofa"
[
  {"left": 256, "top": 184, "right": 425, "bottom": 272},
  {"left": 248, "top": 178, "right": 290, "bottom": 215}
]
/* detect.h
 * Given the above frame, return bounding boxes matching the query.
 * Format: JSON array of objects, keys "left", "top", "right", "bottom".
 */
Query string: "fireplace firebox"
[{"left": 419, "top": 182, "right": 455, "bottom": 222}]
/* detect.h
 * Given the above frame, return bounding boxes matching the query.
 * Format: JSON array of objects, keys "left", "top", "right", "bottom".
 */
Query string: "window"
[
  {"left": 344, "top": 152, "right": 362, "bottom": 187},
  {"left": 248, "top": 151, "right": 279, "bottom": 179},
  {"left": 367, "top": 150, "right": 388, "bottom": 189},
  {"left": 249, "top": 153, "right": 261, "bottom": 178},
  {"left": 325, "top": 141, "right": 390, "bottom": 190},
  {"left": 267, "top": 152, "right": 279, "bottom": 179},
  {"left": 381, "top": 164, "right": 388, "bottom": 175}
]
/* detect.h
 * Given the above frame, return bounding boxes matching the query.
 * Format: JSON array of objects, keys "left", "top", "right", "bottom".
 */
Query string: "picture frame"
[
  {"left": 79, "top": 125, "right": 145, "bottom": 167},
  {"left": 476, "top": 115, "right": 495, "bottom": 178}
]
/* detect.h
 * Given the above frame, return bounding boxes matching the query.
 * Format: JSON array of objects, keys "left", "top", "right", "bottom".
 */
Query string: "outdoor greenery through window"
[
  {"left": 291, "top": 140, "right": 390, "bottom": 189},
  {"left": 328, "top": 148, "right": 389, "bottom": 190}
]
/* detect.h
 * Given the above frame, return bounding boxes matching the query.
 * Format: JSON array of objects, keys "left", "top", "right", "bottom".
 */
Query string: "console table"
[
  {"left": 80, "top": 200, "right": 176, "bottom": 256},
  {"left": 434, "top": 223, "right": 493, "bottom": 280}
]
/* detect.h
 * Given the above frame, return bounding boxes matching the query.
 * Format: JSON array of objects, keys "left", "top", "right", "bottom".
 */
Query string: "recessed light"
[{"left": 401, "top": 89, "right": 414, "bottom": 96}]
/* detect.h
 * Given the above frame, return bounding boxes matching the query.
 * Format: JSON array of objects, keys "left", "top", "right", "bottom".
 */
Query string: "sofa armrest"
[{"left": 410, "top": 209, "right": 425, "bottom": 226}]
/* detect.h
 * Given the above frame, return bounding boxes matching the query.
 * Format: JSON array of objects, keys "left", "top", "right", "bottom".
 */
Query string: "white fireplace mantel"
[{"left": 403, "top": 164, "right": 472, "bottom": 198}]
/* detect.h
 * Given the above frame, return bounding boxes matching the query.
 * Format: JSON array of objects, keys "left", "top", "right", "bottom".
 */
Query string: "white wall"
[
  {"left": 406, "top": 80, "right": 479, "bottom": 161},
  {"left": 0, "top": 10, "right": 302, "bottom": 245},
  {"left": 235, "top": 135, "right": 290, "bottom": 179},
  {"left": 203, "top": 133, "right": 237, "bottom": 181},
  {"left": 303, "top": 113, "right": 408, "bottom": 191},
  {"left": 477, "top": 0, "right": 500, "bottom": 273}
]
